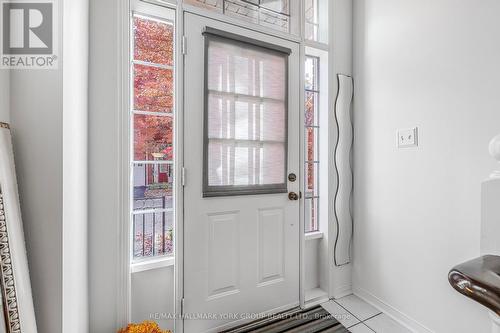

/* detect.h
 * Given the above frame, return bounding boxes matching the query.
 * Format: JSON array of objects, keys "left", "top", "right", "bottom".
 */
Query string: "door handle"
[{"left": 288, "top": 192, "right": 299, "bottom": 201}]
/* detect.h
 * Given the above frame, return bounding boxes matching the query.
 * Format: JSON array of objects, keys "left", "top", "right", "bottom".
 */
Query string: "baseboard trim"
[
  {"left": 353, "top": 287, "right": 434, "bottom": 333},
  {"left": 332, "top": 284, "right": 352, "bottom": 299}
]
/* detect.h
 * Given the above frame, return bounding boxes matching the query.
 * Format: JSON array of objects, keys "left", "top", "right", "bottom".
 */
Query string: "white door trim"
[
  {"left": 118, "top": 0, "right": 131, "bottom": 328},
  {"left": 118, "top": 1, "right": 186, "bottom": 331}
]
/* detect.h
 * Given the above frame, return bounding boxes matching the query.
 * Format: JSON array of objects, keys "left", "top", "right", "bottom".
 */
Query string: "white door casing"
[{"left": 183, "top": 13, "right": 301, "bottom": 333}]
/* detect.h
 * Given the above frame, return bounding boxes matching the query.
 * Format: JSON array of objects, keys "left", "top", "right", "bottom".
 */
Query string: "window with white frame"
[
  {"left": 131, "top": 12, "right": 175, "bottom": 260},
  {"left": 185, "top": 0, "right": 298, "bottom": 35},
  {"left": 304, "top": 0, "right": 328, "bottom": 44},
  {"left": 304, "top": 55, "right": 319, "bottom": 233}
]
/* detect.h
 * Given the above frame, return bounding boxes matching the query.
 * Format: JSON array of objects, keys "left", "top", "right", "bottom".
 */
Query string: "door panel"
[
  {"left": 258, "top": 208, "right": 285, "bottom": 285},
  {"left": 183, "top": 13, "right": 301, "bottom": 332}
]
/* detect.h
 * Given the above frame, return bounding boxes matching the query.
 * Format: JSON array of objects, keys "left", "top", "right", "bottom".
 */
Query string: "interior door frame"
[
  {"left": 118, "top": 1, "right": 309, "bottom": 333},
  {"left": 180, "top": 6, "right": 306, "bottom": 332},
  {"left": 118, "top": 1, "right": 358, "bottom": 331}
]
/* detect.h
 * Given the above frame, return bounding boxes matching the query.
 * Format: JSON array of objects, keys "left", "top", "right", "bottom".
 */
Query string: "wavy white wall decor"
[{"left": 334, "top": 74, "right": 354, "bottom": 266}]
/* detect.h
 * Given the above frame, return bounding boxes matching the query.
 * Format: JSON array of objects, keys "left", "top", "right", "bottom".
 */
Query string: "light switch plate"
[{"left": 398, "top": 127, "right": 418, "bottom": 148}]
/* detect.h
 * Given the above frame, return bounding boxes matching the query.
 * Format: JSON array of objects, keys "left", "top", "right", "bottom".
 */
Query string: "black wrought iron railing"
[{"left": 133, "top": 196, "right": 174, "bottom": 259}]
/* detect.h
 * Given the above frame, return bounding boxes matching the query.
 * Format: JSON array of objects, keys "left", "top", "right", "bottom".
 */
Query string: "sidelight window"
[
  {"left": 304, "top": 0, "right": 328, "bottom": 44},
  {"left": 131, "top": 13, "right": 175, "bottom": 260},
  {"left": 304, "top": 55, "right": 319, "bottom": 233}
]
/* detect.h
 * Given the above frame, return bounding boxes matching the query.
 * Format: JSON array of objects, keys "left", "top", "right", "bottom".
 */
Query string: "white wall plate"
[{"left": 398, "top": 127, "right": 418, "bottom": 148}]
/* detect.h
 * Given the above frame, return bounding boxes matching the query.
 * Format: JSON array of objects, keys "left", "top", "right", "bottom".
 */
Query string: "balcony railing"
[{"left": 133, "top": 195, "right": 173, "bottom": 259}]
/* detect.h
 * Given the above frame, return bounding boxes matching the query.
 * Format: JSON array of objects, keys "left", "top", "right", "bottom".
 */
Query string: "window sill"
[
  {"left": 305, "top": 231, "right": 324, "bottom": 241},
  {"left": 131, "top": 256, "right": 175, "bottom": 274}
]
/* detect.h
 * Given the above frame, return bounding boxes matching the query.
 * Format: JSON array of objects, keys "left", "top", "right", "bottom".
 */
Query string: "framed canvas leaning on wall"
[{"left": 0, "top": 123, "right": 37, "bottom": 333}]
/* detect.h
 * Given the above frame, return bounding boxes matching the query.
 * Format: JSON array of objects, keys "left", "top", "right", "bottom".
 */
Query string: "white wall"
[
  {"left": 353, "top": 1, "right": 500, "bottom": 332},
  {"left": 8, "top": 1, "right": 89, "bottom": 332},
  {"left": 131, "top": 267, "right": 175, "bottom": 331},
  {"left": 0, "top": 71, "right": 9, "bottom": 123},
  {"left": 305, "top": 239, "right": 320, "bottom": 292},
  {"left": 89, "top": 0, "right": 124, "bottom": 331},
  {"left": 329, "top": 0, "right": 353, "bottom": 298},
  {"left": 11, "top": 67, "right": 63, "bottom": 333}
]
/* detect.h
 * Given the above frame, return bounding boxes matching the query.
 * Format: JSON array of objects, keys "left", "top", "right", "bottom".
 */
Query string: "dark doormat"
[{"left": 220, "top": 306, "right": 349, "bottom": 333}]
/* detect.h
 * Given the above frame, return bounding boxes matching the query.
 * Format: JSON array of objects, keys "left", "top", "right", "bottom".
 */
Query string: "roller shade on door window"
[{"left": 203, "top": 28, "right": 291, "bottom": 197}]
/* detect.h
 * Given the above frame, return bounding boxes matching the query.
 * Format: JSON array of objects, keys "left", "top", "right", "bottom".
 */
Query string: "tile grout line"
[
  {"left": 331, "top": 299, "right": 364, "bottom": 327},
  {"left": 333, "top": 299, "right": 382, "bottom": 324},
  {"left": 322, "top": 300, "right": 359, "bottom": 329},
  {"left": 360, "top": 313, "right": 381, "bottom": 333},
  {"left": 330, "top": 297, "right": 381, "bottom": 333},
  {"left": 361, "top": 312, "right": 382, "bottom": 323},
  {"left": 360, "top": 322, "right": 377, "bottom": 333}
]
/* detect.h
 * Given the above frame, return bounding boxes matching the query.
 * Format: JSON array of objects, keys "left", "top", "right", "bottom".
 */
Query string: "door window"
[{"left": 203, "top": 29, "right": 290, "bottom": 197}]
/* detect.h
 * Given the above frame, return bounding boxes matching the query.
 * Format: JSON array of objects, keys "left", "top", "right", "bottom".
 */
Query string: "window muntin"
[
  {"left": 304, "top": 0, "right": 328, "bottom": 44},
  {"left": 304, "top": 0, "right": 319, "bottom": 42},
  {"left": 203, "top": 33, "right": 289, "bottom": 197},
  {"left": 132, "top": 14, "right": 175, "bottom": 260},
  {"left": 185, "top": 0, "right": 292, "bottom": 34},
  {"left": 305, "top": 55, "right": 319, "bottom": 233}
]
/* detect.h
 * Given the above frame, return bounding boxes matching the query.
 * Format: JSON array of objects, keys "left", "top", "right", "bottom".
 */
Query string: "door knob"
[{"left": 288, "top": 192, "right": 299, "bottom": 201}]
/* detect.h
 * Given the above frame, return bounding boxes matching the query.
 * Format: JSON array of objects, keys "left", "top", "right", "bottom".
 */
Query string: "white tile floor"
[{"left": 321, "top": 294, "right": 412, "bottom": 333}]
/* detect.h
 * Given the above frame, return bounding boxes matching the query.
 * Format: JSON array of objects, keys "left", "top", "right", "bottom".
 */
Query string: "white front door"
[{"left": 183, "top": 13, "right": 301, "bottom": 333}]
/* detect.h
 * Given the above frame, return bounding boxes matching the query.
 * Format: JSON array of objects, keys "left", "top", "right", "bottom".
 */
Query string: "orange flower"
[{"left": 118, "top": 321, "right": 171, "bottom": 333}]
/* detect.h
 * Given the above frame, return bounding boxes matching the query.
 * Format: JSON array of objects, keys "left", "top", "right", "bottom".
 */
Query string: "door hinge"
[
  {"left": 180, "top": 298, "right": 185, "bottom": 316},
  {"left": 181, "top": 167, "right": 186, "bottom": 187},
  {"left": 181, "top": 35, "right": 187, "bottom": 55}
]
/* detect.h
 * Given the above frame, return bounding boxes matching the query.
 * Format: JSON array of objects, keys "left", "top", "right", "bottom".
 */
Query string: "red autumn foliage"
[
  {"left": 134, "top": 17, "right": 174, "bottom": 65},
  {"left": 133, "top": 16, "right": 175, "bottom": 161},
  {"left": 134, "top": 115, "right": 173, "bottom": 161}
]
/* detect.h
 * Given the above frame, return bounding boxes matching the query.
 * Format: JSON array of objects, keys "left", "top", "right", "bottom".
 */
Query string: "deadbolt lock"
[{"left": 288, "top": 173, "right": 297, "bottom": 182}]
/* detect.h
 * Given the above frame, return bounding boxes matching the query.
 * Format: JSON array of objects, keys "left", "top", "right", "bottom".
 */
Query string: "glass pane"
[
  {"left": 305, "top": 56, "right": 319, "bottom": 91},
  {"left": 184, "top": 0, "right": 223, "bottom": 11},
  {"left": 205, "top": 36, "right": 288, "bottom": 193},
  {"left": 134, "top": 64, "right": 174, "bottom": 113},
  {"left": 304, "top": 0, "right": 317, "bottom": 24},
  {"left": 305, "top": 0, "right": 318, "bottom": 41},
  {"left": 134, "top": 16, "right": 174, "bottom": 66},
  {"left": 186, "top": 0, "right": 292, "bottom": 33},
  {"left": 305, "top": 92, "right": 319, "bottom": 127},
  {"left": 260, "top": 0, "right": 289, "bottom": 15},
  {"left": 305, "top": 198, "right": 318, "bottom": 232},
  {"left": 305, "top": 0, "right": 328, "bottom": 43},
  {"left": 259, "top": 7, "right": 289, "bottom": 33},
  {"left": 133, "top": 211, "right": 173, "bottom": 259},
  {"left": 207, "top": 40, "right": 286, "bottom": 101},
  {"left": 208, "top": 141, "right": 285, "bottom": 186},
  {"left": 133, "top": 163, "right": 173, "bottom": 211},
  {"left": 225, "top": 0, "right": 259, "bottom": 25},
  {"left": 306, "top": 127, "right": 318, "bottom": 162},
  {"left": 305, "top": 162, "right": 318, "bottom": 198},
  {"left": 134, "top": 114, "right": 173, "bottom": 161},
  {"left": 305, "top": 22, "right": 318, "bottom": 42},
  {"left": 222, "top": 0, "right": 290, "bottom": 32},
  {"left": 208, "top": 95, "right": 286, "bottom": 142}
]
